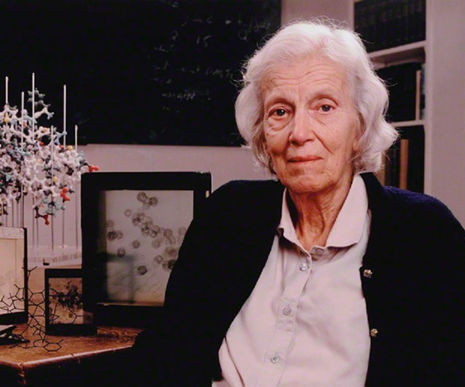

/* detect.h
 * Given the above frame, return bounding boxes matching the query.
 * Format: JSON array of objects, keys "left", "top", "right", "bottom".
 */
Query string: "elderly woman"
[{"left": 132, "top": 20, "right": 465, "bottom": 387}]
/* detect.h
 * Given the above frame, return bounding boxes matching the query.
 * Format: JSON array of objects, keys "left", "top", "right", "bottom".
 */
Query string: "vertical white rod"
[
  {"left": 31, "top": 73, "right": 36, "bottom": 247},
  {"left": 63, "top": 84, "right": 66, "bottom": 147},
  {"left": 31, "top": 73, "right": 35, "bottom": 136},
  {"left": 51, "top": 126, "right": 55, "bottom": 251},
  {"left": 75, "top": 182, "right": 80, "bottom": 249},
  {"left": 61, "top": 210, "right": 65, "bottom": 248},
  {"left": 75, "top": 125, "right": 78, "bottom": 152},
  {"left": 62, "top": 85, "right": 67, "bottom": 247},
  {"left": 20, "top": 92, "right": 25, "bottom": 228},
  {"left": 16, "top": 204, "right": 19, "bottom": 228},
  {"left": 51, "top": 214, "right": 55, "bottom": 251},
  {"left": 5, "top": 76, "right": 8, "bottom": 105},
  {"left": 20, "top": 92, "right": 24, "bottom": 147},
  {"left": 3, "top": 77, "right": 9, "bottom": 226}
]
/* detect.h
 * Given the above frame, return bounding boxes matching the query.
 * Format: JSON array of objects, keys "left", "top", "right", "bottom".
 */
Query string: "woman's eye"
[
  {"left": 320, "top": 104, "right": 333, "bottom": 113},
  {"left": 273, "top": 108, "right": 287, "bottom": 117}
]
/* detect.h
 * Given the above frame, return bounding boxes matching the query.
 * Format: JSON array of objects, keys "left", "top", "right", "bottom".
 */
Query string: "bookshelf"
[
  {"left": 368, "top": 40, "right": 426, "bottom": 69},
  {"left": 393, "top": 120, "right": 425, "bottom": 128},
  {"left": 355, "top": 0, "right": 426, "bottom": 192}
]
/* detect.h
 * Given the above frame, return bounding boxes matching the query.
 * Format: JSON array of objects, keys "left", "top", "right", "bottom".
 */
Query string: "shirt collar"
[{"left": 278, "top": 174, "right": 368, "bottom": 249}]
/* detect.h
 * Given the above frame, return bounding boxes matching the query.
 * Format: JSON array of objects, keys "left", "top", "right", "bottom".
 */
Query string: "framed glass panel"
[
  {"left": 81, "top": 172, "right": 211, "bottom": 327},
  {"left": 45, "top": 268, "right": 95, "bottom": 335}
]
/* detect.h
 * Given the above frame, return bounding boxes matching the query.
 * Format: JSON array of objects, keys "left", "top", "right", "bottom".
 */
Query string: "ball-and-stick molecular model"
[{"left": 0, "top": 75, "right": 98, "bottom": 226}]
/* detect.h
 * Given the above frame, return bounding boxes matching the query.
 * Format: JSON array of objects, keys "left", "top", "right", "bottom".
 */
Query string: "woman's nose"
[{"left": 289, "top": 109, "right": 315, "bottom": 145}]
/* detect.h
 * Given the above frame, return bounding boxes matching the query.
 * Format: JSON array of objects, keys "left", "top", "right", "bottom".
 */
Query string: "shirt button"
[
  {"left": 370, "top": 328, "right": 379, "bottom": 338},
  {"left": 363, "top": 269, "right": 373, "bottom": 278},
  {"left": 300, "top": 262, "right": 309, "bottom": 271},
  {"left": 283, "top": 306, "right": 292, "bottom": 315},
  {"left": 270, "top": 355, "right": 279, "bottom": 364}
]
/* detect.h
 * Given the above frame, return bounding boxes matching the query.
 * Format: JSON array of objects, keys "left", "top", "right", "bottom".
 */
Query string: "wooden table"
[{"left": 0, "top": 325, "right": 141, "bottom": 387}]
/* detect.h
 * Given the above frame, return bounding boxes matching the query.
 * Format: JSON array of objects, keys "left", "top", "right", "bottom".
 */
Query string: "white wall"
[
  {"left": 426, "top": 0, "right": 465, "bottom": 225},
  {"left": 82, "top": 144, "right": 269, "bottom": 191}
]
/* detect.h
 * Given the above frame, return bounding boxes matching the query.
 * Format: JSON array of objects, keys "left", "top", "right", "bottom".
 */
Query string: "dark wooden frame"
[
  {"left": 45, "top": 268, "right": 96, "bottom": 336},
  {"left": 81, "top": 172, "right": 211, "bottom": 327},
  {"left": 0, "top": 227, "right": 28, "bottom": 325}
]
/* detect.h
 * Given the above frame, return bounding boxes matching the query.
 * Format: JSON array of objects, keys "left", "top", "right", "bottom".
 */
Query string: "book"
[
  {"left": 381, "top": 126, "right": 424, "bottom": 192},
  {"left": 354, "top": 0, "right": 426, "bottom": 52},
  {"left": 376, "top": 62, "right": 423, "bottom": 122},
  {"left": 399, "top": 138, "right": 409, "bottom": 189}
]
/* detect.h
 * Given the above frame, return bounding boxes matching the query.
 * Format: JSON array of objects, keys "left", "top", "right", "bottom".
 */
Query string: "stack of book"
[
  {"left": 380, "top": 125, "right": 424, "bottom": 193},
  {"left": 354, "top": 0, "right": 426, "bottom": 52},
  {"left": 374, "top": 61, "right": 425, "bottom": 192},
  {"left": 376, "top": 62, "right": 425, "bottom": 122}
]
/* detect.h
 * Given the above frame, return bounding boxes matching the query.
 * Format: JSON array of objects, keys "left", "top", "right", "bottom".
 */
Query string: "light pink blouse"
[{"left": 213, "top": 175, "right": 371, "bottom": 387}]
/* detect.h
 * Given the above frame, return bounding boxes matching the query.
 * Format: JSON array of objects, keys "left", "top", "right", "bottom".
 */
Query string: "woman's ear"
[
  {"left": 352, "top": 136, "right": 362, "bottom": 154},
  {"left": 353, "top": 114, "right": 365, "bottom": 153}
]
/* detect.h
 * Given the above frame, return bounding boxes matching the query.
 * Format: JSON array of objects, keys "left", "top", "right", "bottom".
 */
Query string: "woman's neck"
[{"left": 287, "top": 177, "right": 353, "bottom": 251}]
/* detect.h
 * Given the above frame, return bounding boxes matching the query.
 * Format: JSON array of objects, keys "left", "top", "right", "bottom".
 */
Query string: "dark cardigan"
[{"left": 132, "top": 173, "right": 465, "bottom": 387}]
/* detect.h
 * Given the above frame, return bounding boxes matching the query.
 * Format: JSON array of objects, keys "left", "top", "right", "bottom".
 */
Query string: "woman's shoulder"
[
  {"left": 200, "top": 179, "right": 284, "bottom": 218},
  {"left": 385, "top": 186, "right": 453, "bottom": 217},
  {"left": 213, "top": 179, "right": 283, "bottom": 196},
  {"left": 362, "top": 172, "right": 464, "bottom": 235},
  {"left": 383, "top": 186, "right": 464, "bottom": 238},
  {"left": 363, "top": 172, "right": 459, "bottom": 224}
]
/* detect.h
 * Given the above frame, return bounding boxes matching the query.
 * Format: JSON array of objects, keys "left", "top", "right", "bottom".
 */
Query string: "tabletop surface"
[{"left": 0, "top": 324, "right": 141, "bottom": 368}]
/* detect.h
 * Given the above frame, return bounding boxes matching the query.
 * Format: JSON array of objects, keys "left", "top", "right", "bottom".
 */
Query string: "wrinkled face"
[{"left": 263, "top": 56, "right": 360, "bottom": 196}]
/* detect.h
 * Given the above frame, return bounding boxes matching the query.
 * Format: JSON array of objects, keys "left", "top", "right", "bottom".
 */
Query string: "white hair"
[{"left": 235, "top": 19, "right": 398, "bottom": 174}]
